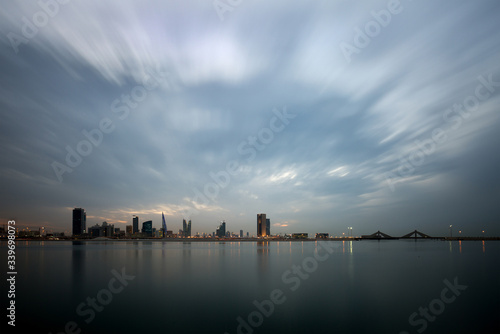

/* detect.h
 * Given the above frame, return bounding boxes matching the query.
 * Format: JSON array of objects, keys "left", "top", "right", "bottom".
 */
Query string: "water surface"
[{"left": 4, "top": 240, "right": 499, "bottom": 334}]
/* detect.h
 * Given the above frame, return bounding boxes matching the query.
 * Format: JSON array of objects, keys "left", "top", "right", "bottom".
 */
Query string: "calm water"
[{"left": 3, "top": 240, "right": 499, "bottom": 334}]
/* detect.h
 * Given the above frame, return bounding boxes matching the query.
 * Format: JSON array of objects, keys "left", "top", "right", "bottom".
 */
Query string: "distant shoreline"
[{"left": 3, "top": 236, "right": 500, "bottom": 242}]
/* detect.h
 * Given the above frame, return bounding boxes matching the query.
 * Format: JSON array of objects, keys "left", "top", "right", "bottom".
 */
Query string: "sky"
[{"left": 1, "top": 0, "right": 499, "bottom": 237}]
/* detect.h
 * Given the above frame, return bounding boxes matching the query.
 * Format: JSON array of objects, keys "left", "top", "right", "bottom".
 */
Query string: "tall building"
[
  {"left": 133, "top": 216, "right": 139, "bottom": 234},
  {"left": 216, "top": 221, "right": 226, "bottom": 238},
  {"left": 182, "top": 219, "right": 192, "bottom": 237},
  {"left": 257, "top": 213, "right": 267, "bottom": 237},
  {"left": 240, "top": 230, "right": 243, "bottom": 238},
  {"left": 142, "top": 220, "right": 153, "bottom": 237},
  {"left": 162, "top": 212, "right": 167, "bottom": 238},
  {"left": 72, "top": 208, "right": 86, "bottom": 236},
  {"left": 126, "top": 225, "right": 133, "bottom": 236},
  {"left": 266, "top": 218, "right": 271, "bottom": 236}
]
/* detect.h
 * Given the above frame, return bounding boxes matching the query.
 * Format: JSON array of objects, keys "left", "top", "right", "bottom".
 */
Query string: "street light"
[{"left": 449, "top": 225, "right": 452, "bottom": 238}]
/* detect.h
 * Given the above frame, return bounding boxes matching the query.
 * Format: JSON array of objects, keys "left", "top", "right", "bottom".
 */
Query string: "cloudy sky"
[{"left": 1, "top": 0, "right": 499, "bottom": 236}]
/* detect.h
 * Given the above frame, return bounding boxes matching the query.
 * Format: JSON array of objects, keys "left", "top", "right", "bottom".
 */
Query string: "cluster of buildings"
[
  {"left": 70, "top": 208, "right": 277, "bottom": 239},
  {"left": 0, "top": 208, "right": 321, "bottom": 240},
  {"left": 69, "top": 209, "right": 332, "bottom": 240}
]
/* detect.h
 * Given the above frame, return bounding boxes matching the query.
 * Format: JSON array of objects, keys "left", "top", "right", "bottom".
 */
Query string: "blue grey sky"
[{"left": 1, "top": 0, "right": 499, "bottom": 236}]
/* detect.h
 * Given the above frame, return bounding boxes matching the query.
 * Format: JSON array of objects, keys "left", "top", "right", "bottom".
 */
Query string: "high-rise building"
[
  {"left": 133, "top": 216, "right": 139, "bottom": 234},
  {"left": 142, "top": 220, "right": 153, "bottom": 237},
  {"left": 182, "top": 219, "right": 192, "bottom": 237},
  {"left": 72, "top": 208, "right": 86, "bottom": 236},
  {"left": 240, "top": 230, "right": 243, "bottom": 238},
  {"left": 162, "top": 212, "right": 167, "bottom": 238},
  {"left": 266, "top": 218, "right": 271, "bottom": 236},
  {"left": 257, "top": 213, "right": 267, "bottom": 237},
  {"left": 216, "top": 221, "right": 226, "bottom": 238},
  {"left": 126, "top": 225, "right": 133, "bottom": 236}
]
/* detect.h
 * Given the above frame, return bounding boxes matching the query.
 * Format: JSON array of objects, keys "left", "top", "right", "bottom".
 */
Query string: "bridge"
[{"left": 360, "top": 230, "right": 445, "bottom": 240}]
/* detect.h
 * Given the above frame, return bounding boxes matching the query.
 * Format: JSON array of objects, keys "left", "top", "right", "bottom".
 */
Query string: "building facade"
[
  {"left": 182, "top": 219, "right": 192, "bottom": 237},
  {"left": 257, "top": 213, "right": 267, "bottom": 237},
  {"left": 142, "top": 220, "right": 153, "bottom": 237},
  {"left": 87, "top": 221, "right": 115, "bottom": 238},
  {"left": 216, "top": 221, "right": 226, "bottom": 238},
  {"left": 72, "top": 208, "right": 86, "bottom": 236},
  {"left": 133, "top": 216, "right": 139, "bottom": 234}
]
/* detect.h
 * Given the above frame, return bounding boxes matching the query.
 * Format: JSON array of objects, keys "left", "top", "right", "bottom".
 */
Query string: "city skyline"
[{"left": 1, "top": 1, "right": 500, "bottom": 237}]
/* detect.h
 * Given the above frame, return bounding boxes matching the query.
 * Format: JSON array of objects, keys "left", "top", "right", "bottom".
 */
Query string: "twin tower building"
[{"left": 257, "top": 213, "right": 270, "bottom": 237}]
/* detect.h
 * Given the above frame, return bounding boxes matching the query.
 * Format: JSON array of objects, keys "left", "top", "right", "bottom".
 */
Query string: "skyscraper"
[
  {"left": 266, "top": 218, "right": 271, "bottom": 236},
  {"left": 257, "top": 213, "right": 267, "bottom": 237},
  {"left": 216, "top": 221, "right": 226, "bottom": 238},
  {"left": 72, "top": 208, "right": 86, "bottom": 236},
  {"left": 142, "top": 220, "right": 153, "bottom": 237},
  {"left": 133, "top": 216, "right": 139, "bottom": 234},
  {"left": 162, "top": 212, "right": 167, "bottom": 238},
  {"left": 182, "top": 219, "right": 192, "bottom": 237}
]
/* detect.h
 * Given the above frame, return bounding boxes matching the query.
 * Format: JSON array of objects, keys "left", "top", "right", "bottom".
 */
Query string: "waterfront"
[{"left": 3, "top": 240, "right": 500, "bottom": 334}]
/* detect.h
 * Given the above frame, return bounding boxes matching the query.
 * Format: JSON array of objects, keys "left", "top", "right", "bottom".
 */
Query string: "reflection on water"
[
  {"left": 5, "top": 240, "right": 500, "bottom": 334},
  {"left": 71, "top": 241, "right": 85, "bottom": 296}
]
